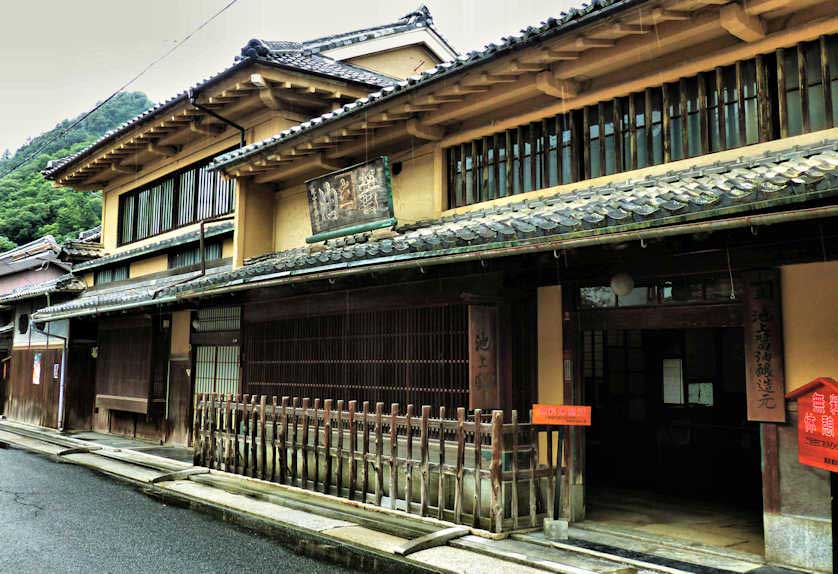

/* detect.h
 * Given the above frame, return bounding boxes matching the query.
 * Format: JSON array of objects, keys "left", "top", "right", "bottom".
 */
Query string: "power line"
[{"left": 0, "top": 0, "right": 241, "bottom": 181}]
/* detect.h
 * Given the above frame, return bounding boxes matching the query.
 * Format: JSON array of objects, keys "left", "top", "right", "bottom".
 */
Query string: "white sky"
[{"left": 0, "top": 0, "right": 580, "bottom": 154}]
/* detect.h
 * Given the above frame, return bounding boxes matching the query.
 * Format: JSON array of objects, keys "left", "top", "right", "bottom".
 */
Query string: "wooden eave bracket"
[
  {"left": 720, "top": 4, "right": 766, "bottom": 42},
  {"left": 535, "top": 71, "right": 580, "bottom": 99},
  {"left": 250, "top": 73, "right": 281, "bottom": 110},
  {"left": 406, "top": 119, "right": 445, "bottom": 141}
]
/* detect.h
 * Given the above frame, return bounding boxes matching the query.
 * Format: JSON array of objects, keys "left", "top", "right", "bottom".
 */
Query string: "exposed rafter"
[
  {"left": 535, "top": 71, "right": 580, "bottom": 99},
  {"left": 406, "top": 119, "right": 445, "bottom": 141}
]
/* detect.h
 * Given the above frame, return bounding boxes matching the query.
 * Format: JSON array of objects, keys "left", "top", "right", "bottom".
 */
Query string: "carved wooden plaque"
[{"left": 468, "top": 305, "right": 499, "bottom": 410}]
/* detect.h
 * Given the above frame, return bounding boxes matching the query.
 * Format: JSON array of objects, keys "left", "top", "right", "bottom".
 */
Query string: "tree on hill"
[{"left": 0, "top": 92, "right": 153, "bottom": 246}]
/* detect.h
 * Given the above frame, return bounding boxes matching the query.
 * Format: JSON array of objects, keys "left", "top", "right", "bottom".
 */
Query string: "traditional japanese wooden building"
[{"left": 25, "top": 0, "right": 838, "bottom": 570}]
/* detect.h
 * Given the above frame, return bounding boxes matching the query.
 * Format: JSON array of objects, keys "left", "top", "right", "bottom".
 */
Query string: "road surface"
[{"left": 0, "top": 445, "right": 363, "bottom": 573}]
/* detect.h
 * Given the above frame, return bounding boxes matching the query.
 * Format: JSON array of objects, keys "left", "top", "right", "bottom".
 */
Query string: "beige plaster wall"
[
  {"left": 346, "top": 44, "right": 440, "bottom": 79},
  {"left": 781, "top": 260, "right": 838, "bottom": 392},
  {"left": 129, "top": 254, "right": 168, "bottom": 278}
]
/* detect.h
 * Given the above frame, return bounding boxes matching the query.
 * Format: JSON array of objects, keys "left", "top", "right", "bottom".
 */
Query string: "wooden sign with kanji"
[{"left": 786, "top": 377, "right": 838, "bottom": 473}]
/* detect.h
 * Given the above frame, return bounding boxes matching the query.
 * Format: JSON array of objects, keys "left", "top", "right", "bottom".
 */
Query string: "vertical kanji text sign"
[
  {"left": 787, "top": 377, "right": 838, "bottom": 473},
  {"left": 468, "top": 305, "right": 499, "bottom": 410},
  {"left": 743, "top": 270, "right": 787, "bottom": 422}
]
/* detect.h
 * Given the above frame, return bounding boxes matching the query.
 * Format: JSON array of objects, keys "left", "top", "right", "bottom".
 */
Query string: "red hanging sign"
[
  {"left": 532, "top": 404, "right": 592, "bottom": 426},
  {"left": 786, "top": 377, "right": 838, "bottom": 473}
]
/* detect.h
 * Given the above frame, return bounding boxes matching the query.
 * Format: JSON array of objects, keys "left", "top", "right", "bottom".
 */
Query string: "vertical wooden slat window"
[
  {"left": 443, "top": 35, "right": 837, "bottom": 209},
  {"left": 116, "top": 157, "right": 236, "bottom": 246}
]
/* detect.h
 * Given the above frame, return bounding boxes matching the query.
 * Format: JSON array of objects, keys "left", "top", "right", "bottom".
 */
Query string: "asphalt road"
[{"left": 0, "top": 446, "right": 363, "bottom": 574}]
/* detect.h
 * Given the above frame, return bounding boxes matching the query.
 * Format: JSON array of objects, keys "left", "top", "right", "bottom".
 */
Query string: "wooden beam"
[
  {"left": 406, "top": 119, "right": 445, "bottom": 141},
  {"left": 535, "top": 71, "right": 580, "bottom": 98},
  {"left": 190, "top": 122, "right": 224, "bottom": 137},
  {"left": 424, "top": 74, "right": 539, "bottom": 126},
  {"left": 146, "top": 143, "right": 178, "bottom": 158},
  {"left": 440, "top": 15, "right": 838, "bottom": 148},
  {"left": 720, "top": 4, "right": 766, "bottom": 42},
  {"left": 650, "top": 8, "right": 690, "bottom": 23},
  {"left": 253, "top": 152, "right": 346, "bottom": 184},
  {"left": 110, "top": 163, "right": 141, "bottom": 175}
]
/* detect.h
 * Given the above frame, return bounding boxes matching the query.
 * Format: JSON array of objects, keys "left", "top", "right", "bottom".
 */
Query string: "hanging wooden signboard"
[
  {"left": 743, "top": 270, "right": 786, "bottom": 422},
  {"left": 468, "top": 305, "right": 499, "bottom": 410},
  {"left": 532, "top": 404, "right": 592, "bottom": 426},
  {"left": 786, "top": 377, "right": 838, "bottom": 473},
  {"left": 305, "top": 156, "right": 396, "bottom": 243}
]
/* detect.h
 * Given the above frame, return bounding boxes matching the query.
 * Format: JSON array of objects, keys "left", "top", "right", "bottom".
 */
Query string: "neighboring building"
[
  {"left": 37, "top": 7, "right": 456, "bottom": 445},
  {"left": 0, "top": 233, "right": 96, "bottom": 428},
  {"left": 27, "top": 0, "right": 838, "bottom": 570}
]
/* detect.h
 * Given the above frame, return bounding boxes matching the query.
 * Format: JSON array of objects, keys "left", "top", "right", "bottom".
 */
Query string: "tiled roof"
[
  {"left": 209, "top": 0, "right": 636, "bottom": 172},
  {"left": 77, "top": 226, "right": 102, "bottom": 242},
  {"left": 72, "top": 220, "right": 234, "bottom": 272},
  {"left": 253, "top": 50, "right": 398, "bottom": 87},
  {"left": 33, "top": 264, "right": 232, "bottom": 321},
  {"left": 60, "top": 241, "right": 104, "bottom": 262},
  {"left": 187, "top": 139, "right": 838, "bottom": 296},
  {"left": 301, "top": 6, "right": 455, "bottom": 55},
  {"left": 0, "top": 235, "right": 69, "bottom": 278},
  {"left": 0, "top": 273, "right": 86, "bottom": 304},
  {"left": 42, "top": 12, "right": 415, "bottom": 183}
]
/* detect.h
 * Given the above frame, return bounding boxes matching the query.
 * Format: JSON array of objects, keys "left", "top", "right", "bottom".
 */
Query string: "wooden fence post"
[
  {"left": 348, "top": 400, "right": 357, "bottom": 500},
  {"left": 301, "top": 398, "right": 310, "bottom": 488},
  {"left": 232, "top": 394, "right": 240, "bottom": 473},
  {"left": 279, "top": 396, "right": 289, "bottom": 483},
  {"left": 193, "top": 393, "right": 204, "bottom": 466},
  {"left": 242, "top": 394, "right": 250, "bottom": 473},
  {"left": 336, "top": 400, "right": 344, "bottom": 497},
  {"left": 375, "top": 402, "right": 384, "bottom": 507},
  {"left": 389, "top": 403, "right": 398, "bottom": 510},
  {"left": 208, "top": 393, "right": 216, "bottom": 470},
  {"left": 291, "top": 397, "right": 300, "bottom": 484},
  {"left": 454, "top": 407, "right": 465, "bottom": 524},
  {"left": 529, "top": 410, "right": 537, "bottom": 526},
  {"left": 437, "top": 406, "right": 446, "bottom": 520},
  {"left": 313, "top": 398, "right": 321, "bottom": 491},
  {"left": 420, "top": 405, "right": 430, "bottom": 517},
  {"left": 491, "top": 410, "right": 504, "bottom": 533},
  {"left": 250, "top": 395, "right": 258, "bottom": 478},
  {"left": 324, "top": 399, "right": 333, "bottom": 494},
  {"left": 224, "top": 394, "right": 232, "bottom": 472},
  {"left": 473, "top": 408, "right": 483, "bottom": 528},
  {"left": 405, "top": 404, "right": 414, "bottom": 514},
  {"left": 511, "top": 410, "right": 519, "bottom": 529},
  {"left": 270, "top": 396, "right": 278, "bottom": 482},
  {"left": 259, "top": 395, "right": 267, "bottom": 480},
  {"left": 362, "top": 401, "right": 370, "bottom": 501}
]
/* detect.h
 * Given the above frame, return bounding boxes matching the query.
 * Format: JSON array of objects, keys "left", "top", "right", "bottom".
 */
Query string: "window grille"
[
  {"left": 447, "top": 35, "right": 838, "bottom": 209},
  {"left": 94, "top": 264, "right": 129, "bottom": 285},
  {"left": 167, "top": 241, "right": 222, "bottom": 270},
  {"left": 117, "top": 155, "right": 236, "bottom": 246},
  {"left": 194, "top": 345, "right": 240, "bottom": 395}
]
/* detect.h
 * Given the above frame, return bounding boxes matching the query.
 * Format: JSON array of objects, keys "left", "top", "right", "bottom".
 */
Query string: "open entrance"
[{"left": 579, "top": 284, "right": 764, "bottom": 556}]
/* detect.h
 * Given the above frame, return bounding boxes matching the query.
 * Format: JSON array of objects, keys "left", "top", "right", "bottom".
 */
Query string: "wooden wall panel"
[
  {"left": 96, "top": 316, "right": 152, "bottom": 402},
  {"left": 4, "top": 349, "right": 62, "bottom": 428},
  {"left": 167, "top": 355, "right": 193, "bottom": 446},
  {"left": 64, "top": 344, "right": 96, "bottom": 431}
]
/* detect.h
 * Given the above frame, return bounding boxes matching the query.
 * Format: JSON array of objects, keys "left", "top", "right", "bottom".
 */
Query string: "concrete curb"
[{"left": 0, "top": 422, "right": 558, "bottom": 574}]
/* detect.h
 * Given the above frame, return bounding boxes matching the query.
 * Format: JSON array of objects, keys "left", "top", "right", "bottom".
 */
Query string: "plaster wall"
[
  {"left": 129, "top": 254, "right": 168, "bottom": 278},
  {"left": 346, "top": 44, "right": 440, "bottom": 79},
  {"left": 780, "top": 259, "right": 838, "bottom": 392}
]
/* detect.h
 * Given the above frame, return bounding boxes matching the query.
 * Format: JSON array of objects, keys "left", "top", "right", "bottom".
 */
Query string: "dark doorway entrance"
[{"left": 580, "top": 321, "right": 764, "bottom": 554}]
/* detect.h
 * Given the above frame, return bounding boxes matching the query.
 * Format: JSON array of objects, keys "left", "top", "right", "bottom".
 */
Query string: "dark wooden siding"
[
  {"left": 242, "top": 303, "right": 470, "bottom": 414},
  {"left": 96, "top": 316, "right": 152, "bottom": 404},
  {"left": 4, "top": 348, "right": 62, "bottom": 428},
  {"left": 63, "top": 344, "right": 96, "bottom": 431}
]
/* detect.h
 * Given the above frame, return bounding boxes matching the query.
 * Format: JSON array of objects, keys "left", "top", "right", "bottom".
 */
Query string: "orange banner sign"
[
  {"left": 532, "top": 404, "right": 591, "bottom": 426},
  {"left": 787, "top": 377, "right": 838, "bottom": 473}
]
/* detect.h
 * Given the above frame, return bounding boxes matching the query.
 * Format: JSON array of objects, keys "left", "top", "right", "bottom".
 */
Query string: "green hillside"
[{"left": 0, "top": 92, "right": 154, "bottom": 248}]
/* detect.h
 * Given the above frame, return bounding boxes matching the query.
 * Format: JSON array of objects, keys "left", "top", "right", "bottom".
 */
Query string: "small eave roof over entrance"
[{"left": 183, "top": 138, "right": 838, "bottom": 298}]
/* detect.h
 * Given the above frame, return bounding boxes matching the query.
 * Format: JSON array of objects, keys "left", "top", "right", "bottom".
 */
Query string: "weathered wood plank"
[
  {"left": 420, "top": 405, "right": 430, "bottom": 517},
  {"left": 437, "top": 406, "right": 447, "bottom": 520},
  {"left": 473, "top": 408, "right": 483, "bottom": 528}
]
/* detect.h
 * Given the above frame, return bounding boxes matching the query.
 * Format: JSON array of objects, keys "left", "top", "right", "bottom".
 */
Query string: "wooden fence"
[{"left": 193, "top": 394, "right": 562, "bottom": 532}]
